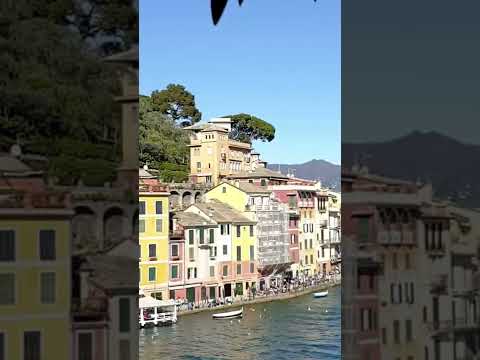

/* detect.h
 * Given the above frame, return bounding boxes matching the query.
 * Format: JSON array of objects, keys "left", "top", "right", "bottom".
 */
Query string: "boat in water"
[
  {"left": 313, "top": 291, "right": 328, "bottom": 298},
  {"left": 212, "top": 307, "right": 243, "bottom": 319},
  {"left": 139, "top": 296, "right": 177, "bottom": 327}
]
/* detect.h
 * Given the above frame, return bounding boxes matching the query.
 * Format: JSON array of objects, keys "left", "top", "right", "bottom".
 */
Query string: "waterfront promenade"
[{"left": 176, "top": 274, "right": 341, "bottom": 317}]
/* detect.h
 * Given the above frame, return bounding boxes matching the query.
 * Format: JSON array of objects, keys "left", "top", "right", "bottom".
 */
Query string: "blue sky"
[{"left": 140, "top": 0, "right": 340, "bottom": 164}]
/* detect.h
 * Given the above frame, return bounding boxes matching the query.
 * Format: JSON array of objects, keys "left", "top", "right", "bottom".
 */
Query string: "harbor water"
[{"left": 139, "top": 285, "right": 340, "bottom": 360}]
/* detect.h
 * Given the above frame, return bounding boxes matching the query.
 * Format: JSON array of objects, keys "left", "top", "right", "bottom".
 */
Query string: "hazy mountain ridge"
[
  {"left": 343, "top": 131, "right": 480, "bottom": 207},
  {"left": 268, "top": 159, "right": 340, "bottom": 190}
]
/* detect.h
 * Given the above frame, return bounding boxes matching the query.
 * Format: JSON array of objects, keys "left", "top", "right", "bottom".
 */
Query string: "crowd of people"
[{"left": 175, "top": 269, "right": 341, "bottom": 312}]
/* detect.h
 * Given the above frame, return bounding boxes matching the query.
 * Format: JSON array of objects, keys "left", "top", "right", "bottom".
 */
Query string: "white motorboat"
[
  {"left": 313, "top": 291, "right": 328, "bottom": 298},
  {"left": 212, "top": 307, "right": 243, "bottom": 319}
]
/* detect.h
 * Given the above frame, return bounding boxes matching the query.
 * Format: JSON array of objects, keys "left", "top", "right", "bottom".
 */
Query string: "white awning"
[{"left": 139, "top": 296, "right": 175, "bottom": 309}]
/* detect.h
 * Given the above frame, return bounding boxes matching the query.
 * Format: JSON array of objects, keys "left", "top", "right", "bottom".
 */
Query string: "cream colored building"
[{"left": 184, "top": 118, "right": 267, "bottom": 186}]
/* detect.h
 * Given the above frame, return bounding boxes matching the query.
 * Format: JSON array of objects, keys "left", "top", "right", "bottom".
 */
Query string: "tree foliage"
[
  {"left": 224, "top": 113, "right": 275, "bottom": 143},
  {"left": 0, "top": 1, "right": 133, "bottom": 185},
  {"left": 150, "top": 84, "right": 202, "bottom": 127},
  {"left": 139, "top": 95, "right": 190, "bottom": 182}
]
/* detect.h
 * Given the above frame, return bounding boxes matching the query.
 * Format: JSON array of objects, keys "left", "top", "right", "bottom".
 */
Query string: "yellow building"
[
  {"left": 0, "top": 193, "right": 73, "bottom": 360},
  {"left": 184, "top": 118, "right": 255, "bottom": 186},
  {"left": 139, "top": 182, "right": 170, "bottom": 300}
]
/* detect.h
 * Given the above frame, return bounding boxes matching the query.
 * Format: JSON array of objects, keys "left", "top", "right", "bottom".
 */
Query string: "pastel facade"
[
  {"left": 185, "top": 118, "right": 252, "bottom": 186},
  {"left": 342, "top": 169, "right": 480, "bottom": 360},
  {"left": 205, "top": 181, "right": 290, "bottom": 274},
  {"left": 186, "top": 200, "right": 258, "bottom": 299},
  {"left": 139, "top": 183, "right": 169, "bottom": 300},
  {"left": 0, "top": 191, "right": 73, "bottom": 360}
]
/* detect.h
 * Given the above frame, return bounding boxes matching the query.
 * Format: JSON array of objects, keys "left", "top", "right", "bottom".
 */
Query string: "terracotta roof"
[
  {"left": 0, "top": 154, "right": 36, "bottom": 174},
  {"left": 235, "top": 182, "right": 271, "bottom": 194},
  {"left": 83, "top": 255, "right": 138, "bottom": 294},
  {"left": 227, "top": 167, "right": 288, "bottom": 180},
  {"left": 193, "top": 200, "right": 255, "bottom": 224},
  {"left": 174, "top": 211, "right": 216, "bottom": 227}
]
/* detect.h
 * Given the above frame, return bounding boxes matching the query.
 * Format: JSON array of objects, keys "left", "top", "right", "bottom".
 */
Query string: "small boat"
[
  {"left": 313, "top": 291, "right": 328, "bottom": 298},
  {"left": 212, "top": 307, "right": 243, "bottom": 319}
]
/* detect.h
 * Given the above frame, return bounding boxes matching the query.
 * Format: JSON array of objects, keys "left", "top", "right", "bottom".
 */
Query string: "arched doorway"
[
  {"left": 72, "top": 206, "right": 97, "bottom": 251},
  {"left": 103, "top": 206, "right": 125, "bottom": 248}
]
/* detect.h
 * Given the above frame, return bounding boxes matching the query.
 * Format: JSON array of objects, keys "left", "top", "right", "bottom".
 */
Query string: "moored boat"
[
  {"left": 313, "top": 291, "right": 328, "bottom": 298},
  {"left": 212, "top": 307, "right": 243, "bottom": 319}
]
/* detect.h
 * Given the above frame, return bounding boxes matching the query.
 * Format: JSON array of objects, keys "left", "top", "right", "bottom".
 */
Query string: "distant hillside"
[
  {"left": 343, "top": 131, "right": 480, "bottom": 207},
  {"left": 268, "top": 159, "right": 340, "bottom": 190}
]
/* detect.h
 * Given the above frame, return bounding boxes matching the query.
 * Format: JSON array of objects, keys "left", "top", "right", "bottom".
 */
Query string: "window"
[
  {"left": 171, "top": 244, "right": 178, "bottom": 257},
  {"left": 300, "top": 242, "right": 302, "bottom": 250},
  {"left": 209, "top": 246, "right": 217, "bottom": 258},
  {"left": 148, "top": 244, "right": 156, "bottom": 258},
  {"left": 139, "top": 201, "right": 145, "bottom": 215},
  {"left": 392, "top": 252, "right": 398, "bottom": 270},
  {"left": 196, "top": 162, "right": 201, "bottom": 170},
  {"left": 237, "top": 264, "right": 242, "bottom": 275},
  {"left": 0, "top": 230, "right": 15, "bottom": 261},
  {"left": 260, "top": 179, "right": 267, "bottom": 186},
  {"left": 304, "top": 239, "right": 308, "bottom": 249},
  {"left": 139, "top": 220, "right": 145, "bottom": 233},
  {"left": 210, "top": 266, "right": 215, "bottom": 277},
  {"left": 250, "top": 245, "right": 254, "bottom": 260},
  {"left": 119, "top": 340, "right": 131, "bottom": 360},
  {"left": 249, "top": 225, "right": 254, "bottom": 237},
  {"left": 358, "top": 217, "right": 369, "bottom": 242},
  {"left": 235, "top": 282, "right": 243, "bottom": 296},
  {"left": 78, "top": 332, "right": 93, "bottom": 360},
  {"left": 188, "top": 230, "right": 194, "bottom": 245},
  {"left": 236, "top": 226, "right": 241, "bottom": 238},
  {"left": 223, "top": 245, "right": 228, "bottom": 255},
  {"left": 189, "top": 247, "right": 194, "bottom": 261},
  {"left": 220, "top": 224, "right": 225, "bottom": 235},
  {"left": 199, "top": 229, "right": 205, "bottom": 244},
  {"left": 250, "top": 263, "right": 254, "bottom": 273},
  {"left": 0, "top": 273, "right": 14, "bottom": 305},
  {"left": 40, "top": 272, "right": 55, "bottom": 304},
  {"left": 209, "top": 229, "right": 215, "bottom": 243},
  {"left": 24, "top": 331, "right": 41, "bottom": 360},
  {"left": 155, "top": 201, "right": 163, "bottom": 214},
  {"left": 39, "top": 230, "right": 55, "bottom": 260},
  {"left": 223, "top": 265, "right": 228, "bottom": 276},
  {"left": 310, "top": 224, "right": 313, "bottom": 232},
  {"left": 236, "top": 246, "right": 241, "bottom": 261},
  {"left": 382, "top": 327, "right": 387, "bottom": 345},
  {"left": 406, "top": 319, "right": 412, "bottom": 342},
  {"left": 226, "top": 224, "right": 230, "bottom": 235},
  {"left": 171, "top": 265, "right": 178, "bottom": 279},
  {"left": 209, "top": 287, "right": 216, "bottom": 299},
  {"left": 309, "top": 239, "right": 312, "bottom": 249},
  {"left": 156, "top": 219, "right": 163, "bottom": 233},
  {"left": 305, "top": 255, "right": 308, "bottom": 264},
  {"left": 148, "top": 267, "right": 156, "bottom": 281},
  {"left": 405, "top": 253, "right": 411, "bottom": 269},
  {"left": 310, "top": 255, "right": 313, "bottom": 264},
  {"left": 423, "top": 306, "right": 427, "bottom": 322},
  {"left": 321, "top": 247, "right": 325, "bottom": 258},
  {"left": 393, "top": 320, "right": 400, "bottom": 344},
  {"left": 222, "top": 186, "right": 226, "bottom": 193}
]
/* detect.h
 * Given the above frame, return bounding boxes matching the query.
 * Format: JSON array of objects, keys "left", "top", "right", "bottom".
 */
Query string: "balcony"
[
  {"left": 377, "top": 229, "right": 416, "bottom": 246},
  {"left": 298, "top": 200, "right": 314, "bottom": 208},
  {"left": 427, "top": 318, "right": 479, "bottom": 335},
  {"left": 426, "top": 245, "right": 447, "bottom": 257},
  {"left": 318, "top": 220, "right": 328, "bottom": 228},
  {"left": 430, "top": 275, "right": 448, "bottom": 295}
]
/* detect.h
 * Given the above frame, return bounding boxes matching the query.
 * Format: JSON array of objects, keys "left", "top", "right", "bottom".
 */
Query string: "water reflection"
[{"left": 140, "top": 286, "right": 340, "bottom": 360}]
